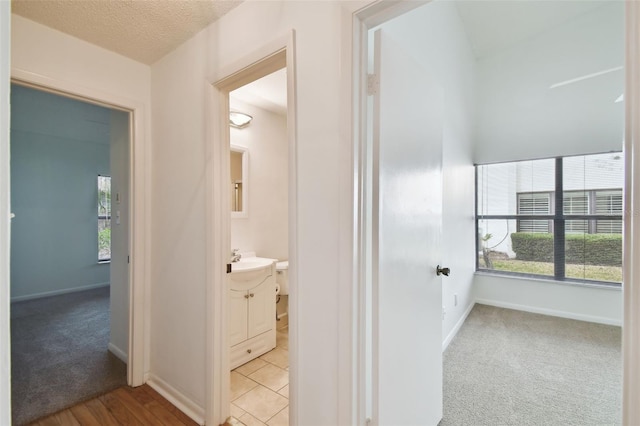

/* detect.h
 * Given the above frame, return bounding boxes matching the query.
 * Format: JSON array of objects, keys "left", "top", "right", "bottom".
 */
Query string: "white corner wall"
[
  {"left": 150, "top": 2, "right": 352, "bottom": 423},
  {"left": 474, "top": 2, "right": 624, "bottom": 164},
  {"left": 380, "top": 1, "right": 477, "bottom": 349},
  {"left": 0, "top": 2, "right": 11, "bottom": 424},
  {"left": 230, "top": 100, "right": 288, "bottom": 261}
]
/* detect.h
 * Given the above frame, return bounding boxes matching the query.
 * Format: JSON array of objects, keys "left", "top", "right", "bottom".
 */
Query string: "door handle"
[{"left": 436, "top": 265, "right": 450, "bottom": 277}]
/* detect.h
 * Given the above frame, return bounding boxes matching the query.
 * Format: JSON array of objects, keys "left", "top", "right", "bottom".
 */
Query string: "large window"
[
  {"left": 476, "top": 153, "right": 623, "bottom": 285},
  {"left": 98, "top": 175, "right": 111, "bottom": 262}
]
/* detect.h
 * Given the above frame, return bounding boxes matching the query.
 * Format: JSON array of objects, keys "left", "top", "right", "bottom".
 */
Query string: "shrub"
[{"left": 511, "top": 232, "right": 622, "bottom": 266}]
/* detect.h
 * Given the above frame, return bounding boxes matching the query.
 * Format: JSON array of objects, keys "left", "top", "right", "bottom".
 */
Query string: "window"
[
  {"left": 476, "top": 153, "right": 623, "bottom": 285},
  {"left": 98, "top": 175, "right": 111, "bottom": 262}
]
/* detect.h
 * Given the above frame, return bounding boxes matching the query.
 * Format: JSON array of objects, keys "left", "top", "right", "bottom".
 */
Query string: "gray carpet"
[
  {"left": 10, "top": 286, "right": 127, "bottom": 425},
  {"left": 442, "top": 304, "right": 622, "bottom": 426}
]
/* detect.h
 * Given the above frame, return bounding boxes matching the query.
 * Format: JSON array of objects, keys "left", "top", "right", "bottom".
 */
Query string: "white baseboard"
[
  {"left": 108, "top": 342, "right": 128, "bottom": 363},
  {"left": 10, "top": 282, "right": 110, "bottom": 302},
  {"left": 475, "top": 298, "right": 622, "bottom": 327},
  {"left": 442, "top": 302, "right": 475, "bottom": 352},
  {"left": 147, "top": 374, "right": 205, "bottom": 426}
]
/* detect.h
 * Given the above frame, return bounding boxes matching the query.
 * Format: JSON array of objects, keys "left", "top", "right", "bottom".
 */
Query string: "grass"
[{"left": 479, "top": 258, "right": 622, "bottom": 283}]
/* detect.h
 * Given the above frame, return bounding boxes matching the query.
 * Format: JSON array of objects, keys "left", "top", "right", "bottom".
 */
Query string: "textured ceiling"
[{"left": 11, "top": 0, "right": 243, "bottom": 64}]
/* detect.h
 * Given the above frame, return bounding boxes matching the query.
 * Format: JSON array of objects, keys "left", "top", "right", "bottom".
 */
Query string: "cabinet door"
[
  {"left": 229, "top": 289, "right": 248, "bottom": 346},
  {"left": 247, "top": 279, "right": 275, "bottom": 339}
]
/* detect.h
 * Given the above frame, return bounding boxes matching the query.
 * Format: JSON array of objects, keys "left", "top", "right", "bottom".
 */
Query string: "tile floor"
[{"left": 231, "top": 321, "right": 289, "bottom": 426}]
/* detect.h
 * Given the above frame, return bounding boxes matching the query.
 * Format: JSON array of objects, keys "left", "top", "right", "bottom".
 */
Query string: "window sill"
[
  {"left": 474, "top": 270, "right": 622, "bottom": 290},
  {"left": 98, "top": 260, "right": 111, "bottom": 265}
]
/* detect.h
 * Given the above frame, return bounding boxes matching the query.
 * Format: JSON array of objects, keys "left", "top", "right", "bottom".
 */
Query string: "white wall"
[
  {"left": 380, "top": 1, "right": 477, "bottom": 348},
  {"left": 150, "top": 2, "right": 351, "bottom": 422},
  {"left": 0, "top": 3, "right": 11, "bottom": 424},
  {"left": 472, "top": 2, "right": 624, "bottom": 324},
  {"left": 474, "top": 2, "right": 624, "bottom": 164},
  {"left": 475, "top": 274, "right": 622, "bottom": 325},
  {"left": 230, "top": 99, "right": 288, "bottom": 261}
]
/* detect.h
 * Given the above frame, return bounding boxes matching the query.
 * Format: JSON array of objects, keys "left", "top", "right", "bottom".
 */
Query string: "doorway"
[
  {"left": 8, "top": 83, "right": 131, "bottom": 424},
  {"left": 207, "top": 36, "right": 297, "bottom": 425}
]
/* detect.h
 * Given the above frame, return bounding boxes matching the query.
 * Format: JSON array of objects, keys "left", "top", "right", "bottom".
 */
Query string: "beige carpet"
[
  {"left": 441, "top": 304, "right": 622, "bottom": 426},
  {"left": 10, "top": 286, "right": 126, "bottom": 425}
]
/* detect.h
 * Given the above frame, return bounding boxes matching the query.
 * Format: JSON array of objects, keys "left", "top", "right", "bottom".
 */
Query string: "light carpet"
[{"left": 441, "top": 304, "right": 621, "bottom": 426}]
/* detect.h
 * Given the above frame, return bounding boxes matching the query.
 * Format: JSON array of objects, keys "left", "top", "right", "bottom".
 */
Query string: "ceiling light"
[{"left": 230, "top": 111, "right": 253, "bottom": 128}]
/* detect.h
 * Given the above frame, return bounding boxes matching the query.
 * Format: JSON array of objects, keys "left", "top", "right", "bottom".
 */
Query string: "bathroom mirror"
[{"left": 231, "top": 145, "right": 248, "bottom": 218}]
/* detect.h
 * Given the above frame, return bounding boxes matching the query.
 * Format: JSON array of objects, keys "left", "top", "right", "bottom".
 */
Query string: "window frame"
[{"left": 475, "top": 155, "right": 623, "bottom": 286}]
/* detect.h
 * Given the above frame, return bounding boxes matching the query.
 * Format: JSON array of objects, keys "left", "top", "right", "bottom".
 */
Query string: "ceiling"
[
  {"left": 454, "top": 1, "right": 611, "bottom": 59},
  {"left": 230, "top": 69, "right": 287, "bottom": 116},
  {"left": 11, "top": 0, "right": 243, "bottom": 65}
]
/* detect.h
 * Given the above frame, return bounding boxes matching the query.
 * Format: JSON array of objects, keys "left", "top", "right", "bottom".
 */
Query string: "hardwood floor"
[{"left": 28, "top": 385, "right": 199, "bottom": 426}]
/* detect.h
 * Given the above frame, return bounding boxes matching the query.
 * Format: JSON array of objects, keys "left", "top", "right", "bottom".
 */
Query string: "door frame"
[
  {"left": 205, "top": 31, "right": 297, "bottom": 425},
  {"left": 9, "top": 69, "right": 150, "bottom": 387},
  {"left": 352, "top": 0, "right": 640, "bottom": 424}
]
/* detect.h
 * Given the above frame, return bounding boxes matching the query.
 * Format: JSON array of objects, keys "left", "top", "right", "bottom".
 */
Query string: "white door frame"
[
  {"left": 205, "top": 31, "right": 297, "bottom": 425},
  {"left": 351, "top": 0, "right": 640, "bottom": 424},
  {"left": 9, "top": 69, "right": 150, "bottom": 388},
  {"left": 623, "top": 2, "right": 640, "bottom": 425}
]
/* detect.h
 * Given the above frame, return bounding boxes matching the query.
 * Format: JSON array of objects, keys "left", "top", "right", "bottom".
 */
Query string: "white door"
[{"left": 372, "top": 28, "right": 444, "bottom": 425}]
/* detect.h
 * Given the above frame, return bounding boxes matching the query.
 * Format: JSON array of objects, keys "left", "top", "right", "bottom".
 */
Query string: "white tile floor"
[{"left": 231, "top": 322, "right": 289, "bottom": 426}]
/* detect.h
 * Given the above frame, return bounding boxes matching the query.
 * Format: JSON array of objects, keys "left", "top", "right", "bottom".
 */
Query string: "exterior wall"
[
  {"left": 230, "top": 99, "right": 288, "bottom": 261},
  {"left": 10, "top": 84, "right": 111, "bottom": 301}
]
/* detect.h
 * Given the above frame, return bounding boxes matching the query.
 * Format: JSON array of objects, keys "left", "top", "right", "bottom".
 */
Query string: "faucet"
[{"left": 231, "top": 249, "right": 242, "bottom": 263}]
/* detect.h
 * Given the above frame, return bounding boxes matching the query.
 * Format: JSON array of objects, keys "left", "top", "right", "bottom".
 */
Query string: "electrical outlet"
[{"left": 454, "top": 293, "right": 458, "bottom": 307}]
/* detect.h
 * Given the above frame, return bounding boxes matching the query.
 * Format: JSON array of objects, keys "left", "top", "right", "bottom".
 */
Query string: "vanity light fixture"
[{"left": 230, "top": 111, "right": 253, "bottom": 128}]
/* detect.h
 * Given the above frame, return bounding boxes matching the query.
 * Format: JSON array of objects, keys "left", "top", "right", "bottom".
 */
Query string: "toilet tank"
[{"left": 276, "top": 260, "right": 289, "bottom": 295}]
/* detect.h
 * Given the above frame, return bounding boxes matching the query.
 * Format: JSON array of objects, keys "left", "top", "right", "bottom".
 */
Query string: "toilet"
[
  {"left": 275, "top": 260, "right": 289, "bottom": 295},
  {"left": 275, "top": 260, "right": 289, "bottom": 323}
]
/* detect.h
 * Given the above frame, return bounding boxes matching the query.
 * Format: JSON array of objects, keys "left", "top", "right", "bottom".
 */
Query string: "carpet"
[
  {"left": 441, "top": 304, "right": 622, "bottom": 426},
  {"left": 10, "top": 286, "right": 127, "bottom": 425}
]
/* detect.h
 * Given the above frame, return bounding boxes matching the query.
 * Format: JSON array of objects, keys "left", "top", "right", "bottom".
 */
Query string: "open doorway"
[
  {"left": 207, "top": 35, "right": 297, "bottom": 425},
  {"left": 9, "top": 83, "right": 131, "bottom": 424},
  {"left": 227, "top": 68, "right": 290, "bottom": 425}
]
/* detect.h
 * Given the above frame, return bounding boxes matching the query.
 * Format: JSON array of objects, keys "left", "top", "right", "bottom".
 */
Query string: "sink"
[{"left": 231, "top": 257, "right": 275, "bottom": 272}]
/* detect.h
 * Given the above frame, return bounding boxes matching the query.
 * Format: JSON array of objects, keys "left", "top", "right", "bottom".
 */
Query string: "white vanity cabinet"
[{"left": 229, "top": 261, "right": 276, "bottom": 369}]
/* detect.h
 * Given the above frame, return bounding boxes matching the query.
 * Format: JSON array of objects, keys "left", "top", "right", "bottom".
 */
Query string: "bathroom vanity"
[{"left": 228, "top": 256, "right": 277, "bottom": 369}]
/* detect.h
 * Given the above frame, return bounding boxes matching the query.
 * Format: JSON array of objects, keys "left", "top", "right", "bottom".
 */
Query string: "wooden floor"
[{"left": 28, "top": 384, "right": 199, "bottom": 426}]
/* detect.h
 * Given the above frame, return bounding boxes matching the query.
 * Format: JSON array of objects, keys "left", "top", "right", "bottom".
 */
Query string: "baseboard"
[
  {"left": 10, "top": 282, "right": 110, "bottom": 302},
  {"left": 442, "top": 301, "right": 475, "bottom": 352},
  {"left": 108, "top": 342, "right": 128, "bottom": 364},
  {"left": 475, "top": 298, "right": 622, "bottom": 326},
  {"left": 147, "top": 374, "right": 205, "bottom": 425}
]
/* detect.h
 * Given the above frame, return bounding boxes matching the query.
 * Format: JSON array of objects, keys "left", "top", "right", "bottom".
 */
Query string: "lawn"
[{"left": 479, "top": 258, "right": 622, "bottom": 283}]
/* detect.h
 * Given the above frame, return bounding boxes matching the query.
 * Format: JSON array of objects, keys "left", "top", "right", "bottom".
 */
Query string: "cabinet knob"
[
  {"left": 249, "top": 293, "right": 255, "bottom": 298},
  {"left": 244, "top": 294, "right": 250, "bottom": 299},
  {"left": 247, "top": 349, "right": 252, "bottom": 354}
]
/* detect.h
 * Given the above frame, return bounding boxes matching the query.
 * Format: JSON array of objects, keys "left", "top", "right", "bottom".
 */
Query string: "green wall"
[{"left": 10, "top": 84, "right": 111, "bottom": 300}]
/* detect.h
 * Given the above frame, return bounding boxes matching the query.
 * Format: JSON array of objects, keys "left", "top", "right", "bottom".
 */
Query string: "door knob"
[{"left": 436, "top": 265, "right": 450, "bottom": 276}]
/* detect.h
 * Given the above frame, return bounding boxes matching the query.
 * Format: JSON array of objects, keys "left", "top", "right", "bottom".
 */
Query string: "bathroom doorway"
[
  {"left": 208, "top": 37, "right": 297, "bottom": 425},
  {"left": 227, "top": 68, "right": 290, "bottom": 425}
]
